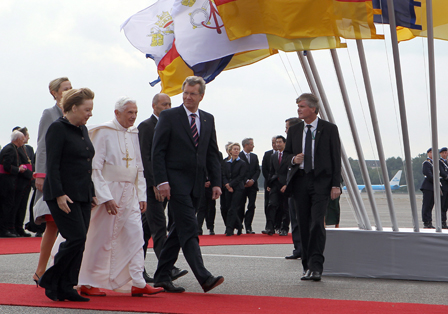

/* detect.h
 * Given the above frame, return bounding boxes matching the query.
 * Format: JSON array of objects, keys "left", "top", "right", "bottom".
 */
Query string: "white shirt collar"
[
  {"left": 305, "top": 117, "right": 318, "bottom": 130},
  {"left": 183, "top": 104, "right": 199, "bottom": 118},
  {"left": 152, "top": 113, "right": 159, "bottom": 120}
]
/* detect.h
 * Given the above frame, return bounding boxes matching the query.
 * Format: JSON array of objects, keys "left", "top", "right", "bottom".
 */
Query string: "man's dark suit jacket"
[
  {"left": 420, "top": 159, "right": 434, "bottom": 191},
  {"left": 0, "top": 143, "right": 32, "bottom": 180},
  {"left": 262, "top": 150, "right": 274, "bottom": 188},
  {"left": 239, "top": 151, "right": 260, "bottom": 191},
  {"left": 284, "top": 119, "right": 341, "bottom": 195},
  {"left": 43, "top": 117, "right": 95, "bottom": 203},
  {"left": 152, "top": 105, "right": 221, "bottom": 197},
  {"left": 268, "top": 151, "right": 289, "bottom": 188},
  {"left": 138, "top": 114, "right": 158, "bottom": 187}
]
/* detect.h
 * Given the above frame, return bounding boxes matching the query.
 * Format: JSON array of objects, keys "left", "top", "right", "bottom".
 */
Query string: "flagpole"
[
  {"left": 425, "top": 0, "right": 442, "bottom": 232},
  {"left": 385, "top": 0, "right": 419, "bottom": 232},
  {"left": 355, "top": 38, "right": 405, "bottom": 231},
  {"left": 329, "top": 49, "right": 394, "bottom": 230},
  {"left": 299, "top": 51, "right": 372, "bottom": 230}
]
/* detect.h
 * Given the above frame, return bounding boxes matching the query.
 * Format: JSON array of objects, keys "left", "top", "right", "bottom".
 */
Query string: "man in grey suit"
[
  {"left": 138, "top": 93, "right": 187, "bottom": 283},
  {"left": 152, "top": 76, "right": 224, "bottom": 293}
]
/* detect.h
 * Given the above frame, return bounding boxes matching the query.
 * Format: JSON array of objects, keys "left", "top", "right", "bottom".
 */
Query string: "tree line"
[{"left": 348, "top": 154, "right": 428, "bottom": 192}]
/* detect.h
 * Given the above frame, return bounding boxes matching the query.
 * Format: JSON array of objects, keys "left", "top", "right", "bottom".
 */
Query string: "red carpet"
[
  {"left": 0, "top": 234, "right": 292, "bottom": 255},
  {"left": 0, "top": 283, "right": 447, "bottom": 314}
]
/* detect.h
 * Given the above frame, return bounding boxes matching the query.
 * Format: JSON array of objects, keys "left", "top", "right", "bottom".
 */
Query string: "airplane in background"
[{"left": 343, "top": 170, "right": 405, "bottom": 192}]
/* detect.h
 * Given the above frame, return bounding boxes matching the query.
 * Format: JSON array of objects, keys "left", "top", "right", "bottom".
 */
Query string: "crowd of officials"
[{"left": 0, "top": 76, "right": 344, "bottom": 302}]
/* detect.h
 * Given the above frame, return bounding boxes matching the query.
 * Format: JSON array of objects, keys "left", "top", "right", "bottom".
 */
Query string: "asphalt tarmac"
[{"left": 1, "top": 192, "right": 447, "bottom": 314}]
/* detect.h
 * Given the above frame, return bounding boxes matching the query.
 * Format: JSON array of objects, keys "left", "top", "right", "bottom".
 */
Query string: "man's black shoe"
[
  {"left": 261, "top": 229, "right": 274, "bottom": 236},
  {"left": 143, "top": 270, "right": 154, "bottom": 283},
  {"left": 170, "top": 267, "right": 188, "bottom": 281},
  {"left": 279, "top": 230, "right": 288, "bottom": 236},
  {"left": 310, "top": 271, "right": 322, "bottom": 281},
  {"left": 285, "top": 254, "right": 301, "bottom": 260},
  {"left": 209, "top": 229, "right": 215, "bottom": 235},
  {"left": 301, "top": 269, "right": 312, "bottom": 280},
  {"left": 246, "top": 229, "right": 255, "bottom": 234},
  {"left": 201, "top": 275, "right": 224, "bottom": 293},
  {"left": 154, "top": 281, "right": 185, "bottom": 293}
]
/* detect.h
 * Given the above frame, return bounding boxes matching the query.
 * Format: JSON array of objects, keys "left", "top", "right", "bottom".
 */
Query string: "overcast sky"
[{"left": 2, "top": 0, "right": 448, "bottom": 166}]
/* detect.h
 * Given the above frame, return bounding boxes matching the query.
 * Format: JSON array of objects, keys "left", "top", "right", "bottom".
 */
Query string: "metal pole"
[
  {"left": 341, "top": 160, "right": 365, "bottom": 228},
  {"left": 300, "top": 50, "right": 372, "bottom": 230},
  {"left": 426, "top": 0, "right": 442, "bottom": 232},
  {"left": 385, "top": 0, "right": 419, "bottom": 232},
  {"left": 330, "top": 49, "right": 393, "bottom": 230},
  {"left": 355, "top": 39, "right": 404, "bottom": 231}
]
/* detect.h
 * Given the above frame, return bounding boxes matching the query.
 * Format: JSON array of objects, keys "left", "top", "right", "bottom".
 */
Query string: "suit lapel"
[
  {"left": 314, "top": 118, "right": 323, "bottom": 151},
  {"left": 198, "top": 109, "right": 208, "bottom": 147},
  {"left": 297, "top": 123, "right": 304, "bottom": 153},
  {"left": 239, "top": 151, "right": 248, "bottom": 163},
  {"left": 178, "top": 105, "right": 196, "bottom": 146},
  {"left": 150, "top": 114, "right": 157, "bottom": 126}
]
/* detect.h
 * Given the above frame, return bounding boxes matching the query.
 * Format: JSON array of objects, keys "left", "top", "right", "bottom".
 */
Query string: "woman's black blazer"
[{"left": 43, "top": 117, "right": 95, "bottom": 202}]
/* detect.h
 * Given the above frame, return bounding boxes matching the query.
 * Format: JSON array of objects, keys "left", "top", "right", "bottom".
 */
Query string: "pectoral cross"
[{"left": 122, "top": 149, "right": 133, "bottom": 168}]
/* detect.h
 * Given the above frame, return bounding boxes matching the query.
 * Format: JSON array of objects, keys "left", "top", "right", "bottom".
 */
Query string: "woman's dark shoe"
[
  {"left": 237, "top": 228, "right": 242, "bottom": 236},
  {"left": 58, "top": 289, "right": 90, "bottom": 302},
  {"left": 44, "top": 288, "right": 58, "bottom": 301},
  {"left": 33, "top": 273, "right": 40, "bottom": 287}
]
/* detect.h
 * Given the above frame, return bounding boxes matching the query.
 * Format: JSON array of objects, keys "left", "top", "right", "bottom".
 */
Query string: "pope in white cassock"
[{"left": 77, "top": 97, "right": 164, "bottom": 297}]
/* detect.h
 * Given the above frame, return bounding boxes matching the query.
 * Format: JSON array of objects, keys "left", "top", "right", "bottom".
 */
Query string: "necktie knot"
[{"left": 306, "top": 124, "right": 312, "bottom": 130}]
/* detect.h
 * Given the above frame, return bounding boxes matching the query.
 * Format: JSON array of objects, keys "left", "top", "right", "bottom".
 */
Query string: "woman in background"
[
  {"left": 32, "top": 77, "right": 72, "bottom": 286},
  {"left": 222, "top": 142, "right": 247, "bottom": 236}
]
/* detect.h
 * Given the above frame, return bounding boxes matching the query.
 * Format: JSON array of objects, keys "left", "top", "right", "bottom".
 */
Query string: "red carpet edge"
[{"left": 0, "top": 283, "right": 447, "bottom": 314}]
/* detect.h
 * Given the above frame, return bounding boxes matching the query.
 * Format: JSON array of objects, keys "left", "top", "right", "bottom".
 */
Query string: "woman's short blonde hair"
[
  {"left": 61, "top": 88, "right": 95, "bottom": 113},
  {"left": 227, "top": 142, "right": 241, "bottom": 154}
]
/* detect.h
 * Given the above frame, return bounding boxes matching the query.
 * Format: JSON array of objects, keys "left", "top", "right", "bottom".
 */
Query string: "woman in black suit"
[
  {"left": 222, "top": 143, "right": 247, "bottom": 236},
  {"left": 38, "top": 88, "right": 96, "bottom": 302}
]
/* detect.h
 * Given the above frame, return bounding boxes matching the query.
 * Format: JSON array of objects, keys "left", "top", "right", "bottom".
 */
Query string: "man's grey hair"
[
  {"left": 115, "top": 97, "right": 137, "bottom": 112},
  {"left": 285, "top": 117, "right": 302, "bottom": 127},
  {"left": 182, "top": 76, "right": 206, "bottom": 95},
  {"left": 11, "top": 130, "right": 24, "bottom": 142},
  {"left": 242, "top": 138, "right": 253, "bottom": 147},
  {"left": 296, "top": 93, "right": 320, "bottom": 115}
]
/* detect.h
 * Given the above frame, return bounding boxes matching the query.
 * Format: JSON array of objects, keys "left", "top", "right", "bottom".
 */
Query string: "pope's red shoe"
[
  {"left": 80, "top": 285, "right": 106, "bottom": 296},
  {"left": 131, "top": 284, "right": 164, "bottom": 297}
]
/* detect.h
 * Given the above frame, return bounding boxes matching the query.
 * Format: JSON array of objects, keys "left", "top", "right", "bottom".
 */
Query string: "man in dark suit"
[
  {"left": 152, "top": 76, "right": 224, "bottom": 293},
  {"left": 284, "top": 117, "right": 302, "bottom": 259},
  {"left": 439, "top": 147, "right": 448, "bottom": 229},
  {"left": 265, "top": 135, "right": 290, "bottom": 236},
  {"left": 284, "top": 93, "right": 341, "bottom": 282},
  {"left": 420, "top": 148, "right": 435, "bottom": 229},
  {"left": 0, "top": 131, "right": 30, "bottom": 238},
  {"left": 138, "top": 93, "right": 187, "bottom": 283},
  {"left": 238, "top": 138, "right": 260, "bottom": 234},
  {"left": 261, "top": 137, "right": 276, "bottom": 233}
]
